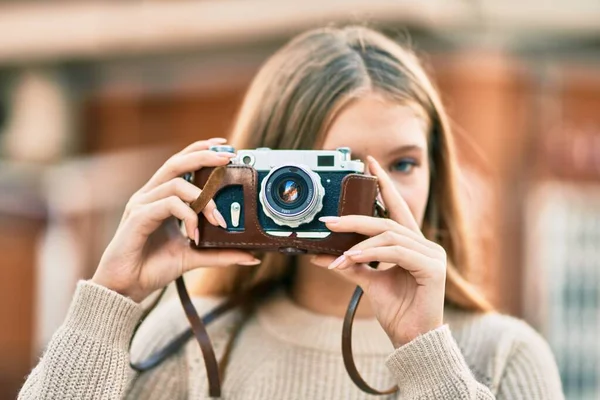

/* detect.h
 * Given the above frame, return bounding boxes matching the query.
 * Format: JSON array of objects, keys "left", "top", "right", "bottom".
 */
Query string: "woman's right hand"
[{"left": 91, "top": 138, "right": 261, "bottom": 303}]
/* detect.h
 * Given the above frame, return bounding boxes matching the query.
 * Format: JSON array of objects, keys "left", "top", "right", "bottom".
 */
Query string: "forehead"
[{"left": 322, "top": 95, "right": 429, "bottom": 155}]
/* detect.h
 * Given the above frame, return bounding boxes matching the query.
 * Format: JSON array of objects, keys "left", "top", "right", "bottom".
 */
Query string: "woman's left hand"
[{"left": 313, "top": 156, "right": 447, "bottom": 348}]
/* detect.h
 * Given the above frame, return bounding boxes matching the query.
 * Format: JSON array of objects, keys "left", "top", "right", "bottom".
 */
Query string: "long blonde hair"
[{"left": 192, "top": 26, "right": 493, "bottom": 312}]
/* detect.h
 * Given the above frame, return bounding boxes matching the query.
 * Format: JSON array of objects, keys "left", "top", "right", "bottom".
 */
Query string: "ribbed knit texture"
[
  {"left": 19, "top": 280, "right": 143, "bottom": 400},
  {"left": 19, "top": 281, "right": 564, "bottom": 399}
]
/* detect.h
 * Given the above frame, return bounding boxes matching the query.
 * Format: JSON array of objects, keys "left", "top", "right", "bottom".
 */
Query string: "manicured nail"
[
  {"left": 237, "top": 258, "right": 261, "bottom": 266},
  {"left": 344, "top": 249, "right": 362, "bottom": 257},
  {"left": 319, "top": 216, "right": 340, "bottom": 224},
  {"left": 213, "top": 208, "right": 227, "bottom": 229},
  {"left": 194, "top": 228, "right": 199, "bottom": 246},
  {"left": 328, "top": 255, "right": 346, "bottom": 270},
  {"left": 209, "top": 137, "right": 227, "bottom": 143},
  {"left": 201, "top": 206, "right": 218, "bottom": 227}
]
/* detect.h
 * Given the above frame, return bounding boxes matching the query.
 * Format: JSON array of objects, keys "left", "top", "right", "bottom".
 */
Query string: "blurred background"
[{"left": 0, "top": 0, "right": 599, "bottom": 398}]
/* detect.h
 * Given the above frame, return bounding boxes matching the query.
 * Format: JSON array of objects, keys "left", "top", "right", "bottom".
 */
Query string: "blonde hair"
[{"left": 192, "top": 26, "right": 493, "bottom": 312}]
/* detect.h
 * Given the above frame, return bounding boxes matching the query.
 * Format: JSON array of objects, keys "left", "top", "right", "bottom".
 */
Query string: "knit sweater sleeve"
[
  {"left": 18, "top": 280, "right": 144, "bottom": 400},
  {"left": 495, "top": 321, "right": 564, "bottom": 399},
  {"left": 385, "top": 324, "right": 564, "bottom": 399}
]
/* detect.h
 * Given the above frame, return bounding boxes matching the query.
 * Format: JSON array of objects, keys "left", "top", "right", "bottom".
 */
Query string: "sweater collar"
[{"left": 256, "top": 290, "right": 395, "bottom": 356}]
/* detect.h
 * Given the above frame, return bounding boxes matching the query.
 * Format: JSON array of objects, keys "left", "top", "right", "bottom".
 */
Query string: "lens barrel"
[{"left": 259, "top": 165, "right": 324, "bottom": 228}]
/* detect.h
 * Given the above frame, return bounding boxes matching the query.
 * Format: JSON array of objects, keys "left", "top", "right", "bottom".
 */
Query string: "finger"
[
  {"left": 343, "top": 245, "right": 445, "bottom": 280},
  {"left": 129, "top": 196, "right": 198, "bottom": 242},
  {"left": 143, "top": 150, "right": 236, "bottom": 192},
  {"left": 343, "top": 230, "right": 441, "bottom": 260},
  {"left": 137, "top": 178, "right": 222, "bottom": 228},
  {"left": 310, "top": 254, "right": 336, "bottom": 267},
  {"left": 181, "top": 248, "right": 261, "bottom": 272},
  {"left": 320, "top": 215, "right": 422, "bottom": 242},
  {"left": 140, "top": 177, "right": 200, "bottom": 204},
  {"left": 366, "top": 156, "right": 422, "bottom": 234},
  {"left": 325, "top": 257, "right": 375, "bottom": 288},
  {"left": 178, "top": 138, "right": 228, "bottom": 156}
]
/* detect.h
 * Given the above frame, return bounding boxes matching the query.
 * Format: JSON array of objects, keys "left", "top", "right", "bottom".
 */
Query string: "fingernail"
[
  {"left": 367, "top": 156, "right": 381, "bottom": 169},
  {"left": 344, "top": 249, "right": 362, "bottom": 257},
  {"left": 328, "top": 255, "right": 346, "bottom": 270},
  {"left": 319, "top": 216, "right": 340, "bottom": 224},
  {"left": 237, "top": 258, "right": 261, "bottom": 266},
  {"left": 209, "top": 137, "right": 227, "bottom": 143},
  {"left": 213, "top": 208, "right": 227, "bottom": 229},
  {"left": 201, "top": 205, "right": 219, "bottom": 227},
  {"left": 216, "top": 152, "right": 236, "bottom": 158},
  {"left": 194, "top": 228, "right": 199, "bottom": 246}
]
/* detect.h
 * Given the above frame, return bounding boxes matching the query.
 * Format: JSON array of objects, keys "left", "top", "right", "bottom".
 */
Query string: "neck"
[{"left": 289, "top": 255, "right": 375, "bottom": 319}]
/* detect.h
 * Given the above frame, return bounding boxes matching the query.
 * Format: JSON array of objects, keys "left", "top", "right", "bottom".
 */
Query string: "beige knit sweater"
[{"left": 19, "top": 281, "right": 564, "bottom": 399}]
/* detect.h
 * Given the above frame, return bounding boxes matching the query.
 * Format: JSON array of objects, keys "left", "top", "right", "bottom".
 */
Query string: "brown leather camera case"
[{"left": 191, "top": 165, "right": 378, "bottom": 256}]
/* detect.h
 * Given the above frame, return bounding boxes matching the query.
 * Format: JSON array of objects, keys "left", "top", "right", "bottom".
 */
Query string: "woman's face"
[{"left": 322, "top": 94, "right": 431, "bottom": 226}]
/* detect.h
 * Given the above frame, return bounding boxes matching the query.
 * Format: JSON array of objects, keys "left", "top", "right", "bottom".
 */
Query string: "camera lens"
[
  {"left": 259, "top": 164, "right": 325, "bottom": 228},
  {"left": 278, "top": 179, "right": 301, "bottom": 204},
  {"left": 271, "top": 174, "right": 309, "bottom": 210}
]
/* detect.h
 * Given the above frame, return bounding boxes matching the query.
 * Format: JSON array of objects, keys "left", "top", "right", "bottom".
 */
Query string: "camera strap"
[
  {"left": 343, "top": 199, "right": 398, "bottom": 395},
  {"left": 129, "top": 166, "right": 399, "bottom": 397}
]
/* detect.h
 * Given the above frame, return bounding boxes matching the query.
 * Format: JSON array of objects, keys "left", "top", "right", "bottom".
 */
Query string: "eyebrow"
[
  {"left": 351, "top": 144, "right": 425, "bottom": 162},
  {"left": 385, "top": 144, "right": 425, "bottom": 156}
]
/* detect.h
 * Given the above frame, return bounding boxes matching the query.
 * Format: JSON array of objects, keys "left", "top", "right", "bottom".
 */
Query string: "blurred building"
[
  {"left": 0, "top": 1, "right": 598, "bottom": 399},
  {"left": 523, "top": 70, "right": 600, "bottom": 398}
]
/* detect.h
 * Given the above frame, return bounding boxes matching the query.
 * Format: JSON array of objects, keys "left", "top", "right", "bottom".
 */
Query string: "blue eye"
[{"left": 392, "top": 158, "right": 417, "bottom": 174}]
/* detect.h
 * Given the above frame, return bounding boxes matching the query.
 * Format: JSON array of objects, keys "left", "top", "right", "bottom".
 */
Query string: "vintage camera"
[
  {"left": 191, "top": 146, "right": 379, "bottom": 255},
  {"left": 218, "top": 146, "right": 364, "bottom": 237}
]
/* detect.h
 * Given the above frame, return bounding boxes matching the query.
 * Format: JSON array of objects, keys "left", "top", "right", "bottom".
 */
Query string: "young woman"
[{"left": 20, "top": 26, "right": 563, "bottom": 399}]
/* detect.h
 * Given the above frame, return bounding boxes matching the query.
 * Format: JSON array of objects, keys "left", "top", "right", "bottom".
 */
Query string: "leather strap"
[
  {"left": 340, "top": 201, "right": 398, "bottom": 395},
  {"left": 130, "top": 166, "right": 229, "bottom": 397},
  {"left": 342, "top": 270, "right": 399, "bottom": 395},
  {"left": 130, "top": 165, "right": 399, "bottom": 397},
  {"left": 176, "top": 276, "right": 221, "bottom": 397},
  {"left": 130, "top": 276, "right": 278, "bottom": 396},
  {"left": 179, "top": 166, "right": 229, "bottom": 396},
  {"left": 189, "top": 166, "right": 226, "bottom": 214}
]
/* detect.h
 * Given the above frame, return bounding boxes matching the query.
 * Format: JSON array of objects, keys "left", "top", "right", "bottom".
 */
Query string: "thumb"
[{"left": 181, "top": 247, "right": 261, "bottom": 272}]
